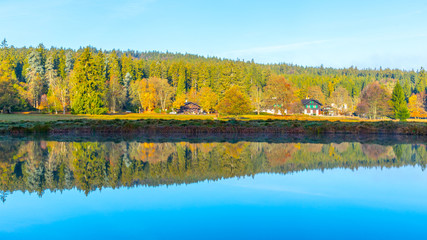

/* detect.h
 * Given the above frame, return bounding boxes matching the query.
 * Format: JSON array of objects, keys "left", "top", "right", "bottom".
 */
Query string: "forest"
[
  {"left": 0, "top": 140, "right": 426, "bottom": 201},
  {"left": 0, "top": 39, "right": 426, "bottom": 119}
]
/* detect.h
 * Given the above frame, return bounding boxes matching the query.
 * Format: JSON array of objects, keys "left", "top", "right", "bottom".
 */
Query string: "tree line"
[
  {"left": 0, "top": 140, "right": 426, "bottom": 200},
  {"left": 0, "top": 39, "right": 426, "bottom": 118}
]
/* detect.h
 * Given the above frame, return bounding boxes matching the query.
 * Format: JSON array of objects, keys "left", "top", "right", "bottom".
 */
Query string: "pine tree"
[
  {"left": 26, "top": 48, "right": 46, "bottom": 108},
  {"left": 123, "top": 72, "right": 132, "bottom": 110},
  {"left": 176, "top": 64, "right": 186, "bottom": 96},
  {"left": 391, "top": 82, "right": 410, "bottom": 121},
  {"left": 106, "top": 52, "right": 125, "bottom": 113},
  {"left": 70, "top": 48, "right": 107, "bottom": 114}
]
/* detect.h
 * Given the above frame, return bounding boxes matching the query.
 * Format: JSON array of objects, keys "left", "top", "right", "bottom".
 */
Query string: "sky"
[{"left": 1, "top": 0, "right": 427, "bottom": 70}]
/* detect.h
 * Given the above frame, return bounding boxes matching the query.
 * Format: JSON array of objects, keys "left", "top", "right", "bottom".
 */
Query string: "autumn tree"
[
  {"left": 151, "top": 77, "right": 173, "bottom": 111},
  {"left": 45, "top": 54, "right": 65, "bottom": 114},
  {"left": 356, "top": 82, "right": 391, "bottom": 119},
  {"left": 130, "top": 79, "right": 157, "bottom": 112},
  {"left": 408, "top": 94, "right": 426, "bottom": 118},
  {"left": 264, "top": 75, "right": 294, "bottom": 115},
  {"left": 172, "top": 93, "right": 186, "bottom": 110},
  {"left": 391, "top": 82, "right": 410, "bottom": 121},
  {"left": 217, "top": 85, "right": 251, "bottom": 115},
  {"left": 329, "top": 86, "right": 352, "bottom": 114},
  {"left": 186, "top": 88, "right": 199, "bottom": 104},
  {"left": 249, "top": 85, "right": 263, "bottom": 115},
  {"left": 307, "top": 86, "right": 326, "bottom": 104},
  {"left": 199, "top": 87, "right": 218, "bottom": 113}
]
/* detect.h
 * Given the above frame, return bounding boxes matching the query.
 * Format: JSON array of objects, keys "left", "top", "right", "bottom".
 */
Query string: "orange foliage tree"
[{"left": 408, "top": 94, "right": 427, "bottom": 118}]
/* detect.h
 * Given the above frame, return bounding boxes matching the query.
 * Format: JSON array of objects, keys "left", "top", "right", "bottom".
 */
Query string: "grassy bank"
[{"left": 1, "top": 114, "right": 427, "bottom": 135}]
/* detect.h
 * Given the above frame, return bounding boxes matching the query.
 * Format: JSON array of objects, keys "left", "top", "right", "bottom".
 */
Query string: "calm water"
[{"left": 1, "top": 140, "right": 427, "bottom": 239}]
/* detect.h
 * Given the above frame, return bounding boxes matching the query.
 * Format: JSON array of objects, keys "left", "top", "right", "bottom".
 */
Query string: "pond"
[{"left": 0, "top": 139, "right": 427, "bottom": 239}]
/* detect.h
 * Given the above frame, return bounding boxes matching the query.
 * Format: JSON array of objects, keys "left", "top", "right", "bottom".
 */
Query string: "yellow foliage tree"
[
  {"left": 131, "top": 79, "right": 157, "bottom": 112},
  {"left": 141, "top": 82, "right": 156, "bottom": 112},
  {"left": 199, "top": 87, "right": 218, "bottom": 113},
  {"left": 408, "top": 94, "right": 426, "bottom": 118},
  {"left": 173, "top": 94, "right": 186, "bottom": 110},
  {"left": 186, "top": 88, "right": 199, "bottom": 103}
]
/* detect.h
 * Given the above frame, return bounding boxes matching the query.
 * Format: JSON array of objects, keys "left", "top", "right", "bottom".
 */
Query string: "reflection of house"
[
  {"left": 177, "top": 102, "right": 202, "bottom": 114},
  {"left": 301, "top": 99, "right": 322, "bottom": 115}
]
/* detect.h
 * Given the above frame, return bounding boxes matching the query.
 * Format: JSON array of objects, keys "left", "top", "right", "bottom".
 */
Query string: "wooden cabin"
[
  {"left": 301, "top": 99, "right": 323, "bottom": 115},
  {"left": 177, "top": 102, "right": 202, "bottom": 114}
]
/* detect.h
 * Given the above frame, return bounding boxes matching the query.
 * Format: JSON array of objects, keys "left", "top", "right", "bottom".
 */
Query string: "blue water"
[{"left": 1, "top": 166, "right": 427, "bottom": 239}]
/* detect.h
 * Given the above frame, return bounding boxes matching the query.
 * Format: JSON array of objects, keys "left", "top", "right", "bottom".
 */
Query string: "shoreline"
[{"left": 2, "top": 118, "right": 427, "bottom": 137}]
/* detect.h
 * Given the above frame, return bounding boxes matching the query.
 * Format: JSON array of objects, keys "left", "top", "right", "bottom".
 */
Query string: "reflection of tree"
[
  {"left": 332, "top": 143, "right": 349, "bottom": 153},
  {"left": 265, "top": 143, "right": 298, "bottom": 167},
  {"left": 0, "top": 141, "right": 426, "bottom": 197},
  {"left": 72, "top": 142, "right": 108, "bottom": 194},
  {"left": 0, "top": 191, "right": 7, "bottom": 203},
  {"left": 361, "top": 144, "right": 395, "bottom": 160}
]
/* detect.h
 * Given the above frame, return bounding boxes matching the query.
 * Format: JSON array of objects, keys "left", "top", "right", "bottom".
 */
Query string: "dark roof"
[
  {"left": 301, "top": 99, "right": 323, "bottom": 106},
  {"left": 183, "top": 102, "right": 201, "bottom": 108}
]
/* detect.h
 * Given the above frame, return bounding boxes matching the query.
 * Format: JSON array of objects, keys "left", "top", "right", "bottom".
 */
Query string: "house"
[
  {"left": 301, "top": 99, "right": 323, "bottom": 115},
  {"left": 177, "top": 102, "right": 202, "bottom": 114}
]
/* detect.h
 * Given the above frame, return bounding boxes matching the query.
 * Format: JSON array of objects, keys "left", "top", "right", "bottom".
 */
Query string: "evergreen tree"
[
  {"left": 123, "top": 72, "right": 132, "bottom": 110},
  {"left": 70, "top": 48, "right": 107, "bottom": 114},
  {"left": 176, "top": 64, "right": 186, "bottom": 96},
  {"left": 106, "top": 52, "right": 125, "bottom": 113},
  {"left": 391, "top": 82, "right": 410, "bottom": 121},
  {"left": 26, "top": 48, "right": 46, "bottom": 108},
  {"left": 416, "top": 67, "right": 426, "bottom": 94}
]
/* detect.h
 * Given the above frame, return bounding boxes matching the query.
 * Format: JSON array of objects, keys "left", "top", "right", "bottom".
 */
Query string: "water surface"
[{"left": 0, "top": 140, "right": 426, "bottom": 239}]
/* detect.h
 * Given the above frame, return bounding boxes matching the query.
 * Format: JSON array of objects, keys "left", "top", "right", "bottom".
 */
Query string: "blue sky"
[{"left": 1, "top": 0, "right": 426, "bottom": 70}]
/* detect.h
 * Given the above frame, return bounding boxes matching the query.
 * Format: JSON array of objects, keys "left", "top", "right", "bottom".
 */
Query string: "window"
[
  {"left": 306, "top": 105, "right": 309, "bottom": 108},
  {"left": 315, "top": 105, "right": 317, "bottom": 109}
]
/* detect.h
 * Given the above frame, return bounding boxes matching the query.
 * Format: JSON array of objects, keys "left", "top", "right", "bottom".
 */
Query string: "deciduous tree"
[
  {"left": 356, "top": 82, "right": 391, "bottom": 119},
  {"left": 199, "top": 87, "right": 218, "bottom": 113},
  {"left": 217, "top": 85, "right": 251, "bottom": 115},
  {"left": 264, "top": 75, "right": 294, "bottom": 115}
]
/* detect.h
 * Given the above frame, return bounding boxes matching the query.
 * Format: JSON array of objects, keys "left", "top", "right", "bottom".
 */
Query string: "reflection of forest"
[{"left": 0, "top": 141, "right": 426, "bottom": 198}]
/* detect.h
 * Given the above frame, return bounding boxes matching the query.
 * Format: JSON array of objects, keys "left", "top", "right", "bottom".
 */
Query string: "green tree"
[
  {"left": 415, "top": 67, "right": 426, "bottom": 94},
  {"left": 217, "top": 85, "right": 251, "bottom": 115},
  {"left": 106, "top": 52, "right": 125, "bottom": 113},
  {"left": 391, "top": 82, "right": 410, "bottom": 121},
  {"left": 0, "top": 59, "right": 21, "bottom": 113},
  {"left": 70, "top": 48, "right": 107, "bottom": 114},
  {"left": 26, "top": 48, "right": 46, "bottom": 108}
]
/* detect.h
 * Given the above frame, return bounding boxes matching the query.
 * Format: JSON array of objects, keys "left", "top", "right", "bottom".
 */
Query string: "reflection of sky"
[{"left": 1, "top": 166, "right": 427, "bottom": 239}]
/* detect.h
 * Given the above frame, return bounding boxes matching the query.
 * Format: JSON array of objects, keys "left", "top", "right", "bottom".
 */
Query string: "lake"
[{"left": 0, "top": 139, "right": 427, "bottom": 239}]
